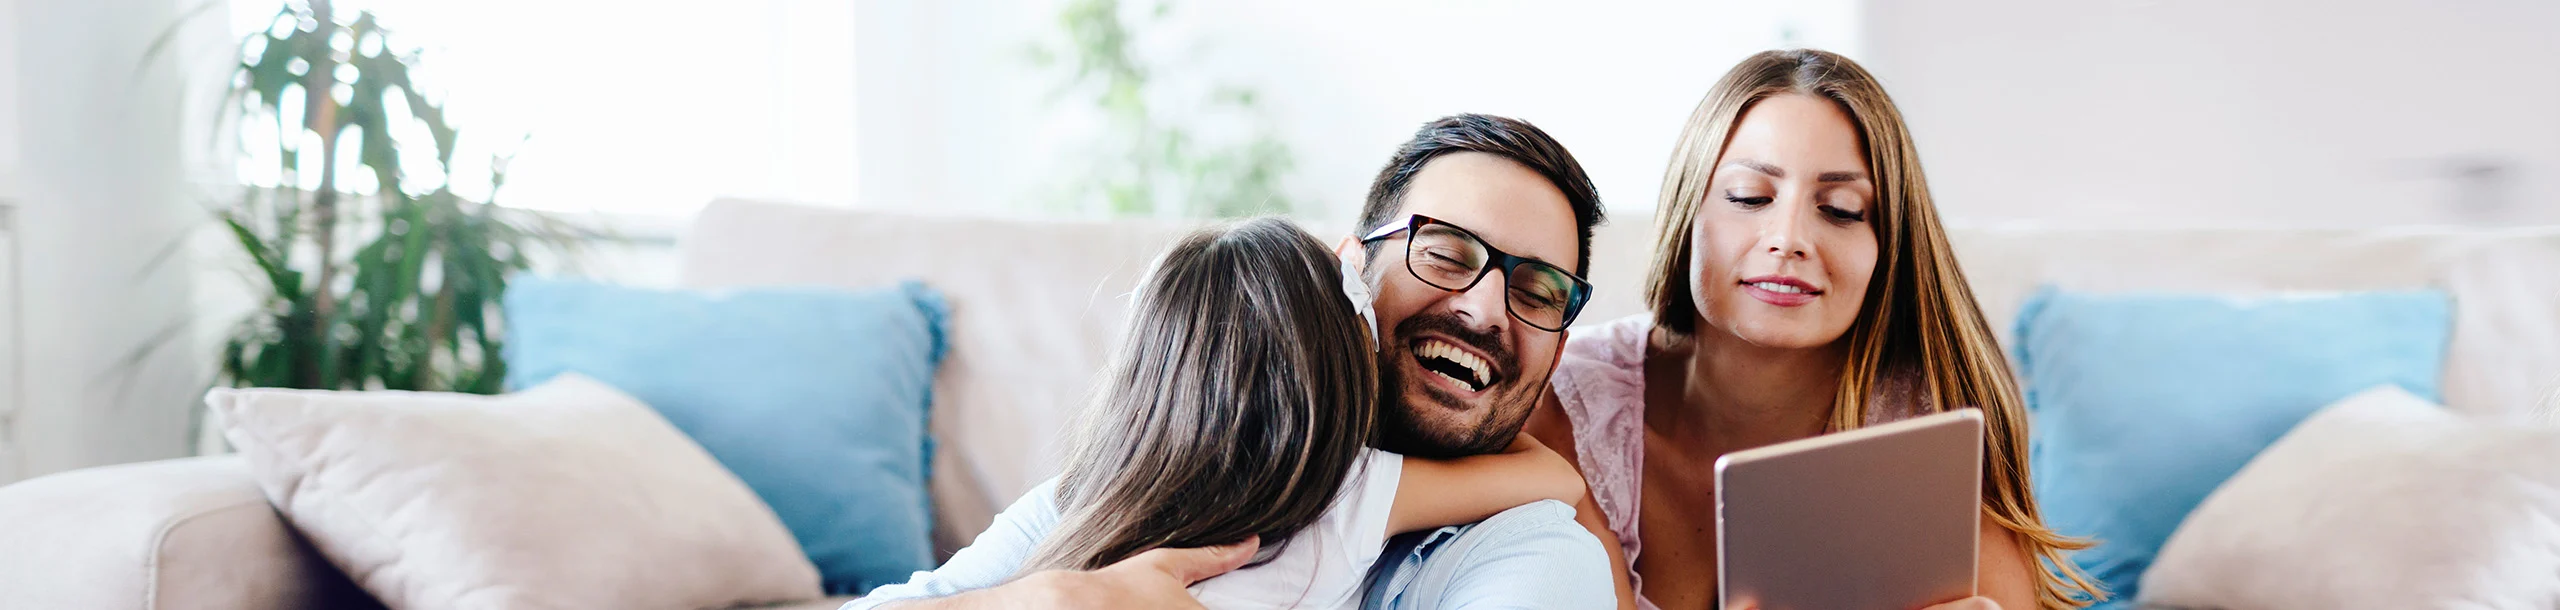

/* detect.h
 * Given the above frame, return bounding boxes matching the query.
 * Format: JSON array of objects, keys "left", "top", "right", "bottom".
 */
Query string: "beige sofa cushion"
[
  {"left": 0, "top": 455, "right": 379, "bottom": 610},
  {"left": 2140, "top": 386, "right": 2560, "bottom": 608},
  {"left": 209, "top": 374, "right": 822, "bottom": 609}
]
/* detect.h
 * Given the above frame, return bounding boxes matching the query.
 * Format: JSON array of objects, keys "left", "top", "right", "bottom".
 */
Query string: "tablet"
[{"left": 1716, "top": 409, "right": 1982, "bottom": 610}]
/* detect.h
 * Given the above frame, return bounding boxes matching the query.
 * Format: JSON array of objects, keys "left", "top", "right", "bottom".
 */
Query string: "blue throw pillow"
[
  {"left": 503, "top": 277, "right": 947, "bottom": 595},
  {"left": 2014, "top": 288, "right": 2450, "bottom": 606}
]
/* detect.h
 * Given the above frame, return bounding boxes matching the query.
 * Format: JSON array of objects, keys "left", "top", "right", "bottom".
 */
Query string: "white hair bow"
[{"left": 1341, "top": 255, "right": 1380, "bottom": 353}]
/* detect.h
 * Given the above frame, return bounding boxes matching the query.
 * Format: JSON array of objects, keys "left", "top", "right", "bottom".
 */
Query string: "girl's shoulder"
[
  {"left": 1190, "top": 449, "right": 1402, "bottom": 608},
  {"left": 1332, "top": 448, "right": 1404, "bottom": 542}
]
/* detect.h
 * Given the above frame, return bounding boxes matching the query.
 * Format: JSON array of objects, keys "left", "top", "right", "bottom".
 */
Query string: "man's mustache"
[{"left": 1392, "top": 311, "right": 1517, "bottom": 383}]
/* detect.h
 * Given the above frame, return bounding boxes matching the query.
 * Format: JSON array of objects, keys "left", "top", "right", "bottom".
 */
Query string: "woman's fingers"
[
  {"left": 1918, "top": 595, "right": 2001, "bottom": 610},
  {"left": 1732, "top": 593, "right": 1998, "bottom": 610}
]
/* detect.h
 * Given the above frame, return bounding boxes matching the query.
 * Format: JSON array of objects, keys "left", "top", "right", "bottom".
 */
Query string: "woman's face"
[{"left": 1687, "top": 93, "right": 1880, "bottom": 349}]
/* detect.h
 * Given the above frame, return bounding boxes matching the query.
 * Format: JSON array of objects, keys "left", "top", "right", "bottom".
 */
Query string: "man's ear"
[{"left": 1334, "top": 236, "right": 1365, "bottom": 272}]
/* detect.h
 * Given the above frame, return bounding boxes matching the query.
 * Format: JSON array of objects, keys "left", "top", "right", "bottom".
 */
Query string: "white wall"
[
  {"left": 869, "top": 0, "right": 2560, "bottom": 228},
  {"left": 857, "top": 0, "right": 1861, "bottom": 224},
  {"left": 1, "top": 0, "right": 214, "bottom": 482},
  {"left": 0, "top": 0, "right": 20, "bottom": 482},
  {"left": 1861, "top": 0, "right": 2560, "bottom": 228},
  {"left": 0, "top": 0, "right": 16, "bottom": 199}
]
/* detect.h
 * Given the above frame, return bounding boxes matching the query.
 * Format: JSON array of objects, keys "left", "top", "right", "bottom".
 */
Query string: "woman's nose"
[{"left": 1759, "top": 202, "right": 1811, "bottom": 259}]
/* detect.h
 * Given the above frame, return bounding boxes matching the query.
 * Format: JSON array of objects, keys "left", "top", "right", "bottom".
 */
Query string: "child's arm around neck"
[{"left": 1386, "top": 433, "right": 1589, "bottom": 536}]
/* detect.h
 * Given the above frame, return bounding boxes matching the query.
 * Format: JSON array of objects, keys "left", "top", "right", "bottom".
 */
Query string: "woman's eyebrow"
[
  {"left": 1724, "top": 159, "right": 1784, "bottom": 177},
  {"left": 1722, "top": 160, "right": 1866, "bottom": 183}
]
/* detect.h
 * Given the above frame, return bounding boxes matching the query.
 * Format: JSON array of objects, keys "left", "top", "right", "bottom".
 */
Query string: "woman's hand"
[
  {"left": 1728, "top": 595, "right": 1999, "bottom": 610},
  {"left": 1918, "top": 596, "right": 2001, "bottom": 610}
]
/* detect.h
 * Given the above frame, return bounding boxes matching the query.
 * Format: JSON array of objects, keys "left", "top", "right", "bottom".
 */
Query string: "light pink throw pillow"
[{"left": 209, "top": 373, "right": 822, "bottom": 609}]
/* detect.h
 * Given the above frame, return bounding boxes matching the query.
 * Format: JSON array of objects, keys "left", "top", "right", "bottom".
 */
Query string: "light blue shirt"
[{"left": 843, "top": 478, "right": 1617, "bottom": 609}]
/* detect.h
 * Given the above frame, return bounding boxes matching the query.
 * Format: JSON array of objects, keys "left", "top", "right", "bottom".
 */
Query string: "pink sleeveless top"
[
  {"left": 1551, "top": 316, "right": 1935, "bottom": 610},
  {"left": 1549, "top": 315, "right": 1660, "bottom": 610}
]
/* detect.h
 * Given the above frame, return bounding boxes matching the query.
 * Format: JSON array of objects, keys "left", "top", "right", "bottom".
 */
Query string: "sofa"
[{"left": 3, "top": 198, "right": 2555, "bottom": 609}]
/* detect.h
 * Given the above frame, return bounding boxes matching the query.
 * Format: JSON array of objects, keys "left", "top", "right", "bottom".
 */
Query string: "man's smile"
[{"left": 1411, "top": 337, "right": 1503, "bottom": 394}]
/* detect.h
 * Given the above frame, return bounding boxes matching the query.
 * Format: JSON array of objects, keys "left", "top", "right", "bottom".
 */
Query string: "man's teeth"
[
  {"left": 1418, "top": 340, "right": 1492, "bottom": 389},
  {"left": 1750, "top": 281, "right": 1810, "bottom": 295}
]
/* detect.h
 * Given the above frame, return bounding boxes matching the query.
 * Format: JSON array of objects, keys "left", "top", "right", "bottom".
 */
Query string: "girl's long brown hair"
[
  {"left": 1645, "top": 49, "right": 2105, "bottom": 608},
  {"left": 1021, "top": 217, "right": 1380, "bottom": 573}
]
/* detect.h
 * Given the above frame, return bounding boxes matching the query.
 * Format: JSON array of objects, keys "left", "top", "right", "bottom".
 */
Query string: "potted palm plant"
[{"left": 162, "top": 0, "right": 588, "bottom": 395}]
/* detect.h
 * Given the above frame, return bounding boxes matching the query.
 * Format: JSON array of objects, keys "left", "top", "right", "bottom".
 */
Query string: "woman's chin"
[{"left": 1719, "top": 321, "right": 1848, "bottom": 351}]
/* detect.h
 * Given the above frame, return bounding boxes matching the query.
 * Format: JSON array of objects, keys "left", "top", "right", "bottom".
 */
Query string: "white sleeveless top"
[{"left": 1190, "top": 449, "right": 1406, "bottom": 609}]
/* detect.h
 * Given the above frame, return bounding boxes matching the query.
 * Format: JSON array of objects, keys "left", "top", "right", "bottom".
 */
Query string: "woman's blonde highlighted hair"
[{"left": 1644, "top": 49, "right": 2105, "bottom": 608}]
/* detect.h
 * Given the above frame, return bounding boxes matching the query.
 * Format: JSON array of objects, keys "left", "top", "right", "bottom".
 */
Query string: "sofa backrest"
[{"left": 681, "top": 198, "right": 2560, "bottom": 553}]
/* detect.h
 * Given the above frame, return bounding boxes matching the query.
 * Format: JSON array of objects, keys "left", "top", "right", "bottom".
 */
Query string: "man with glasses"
[{"left": 850, "top": 114, "right": 1616, "bottom": 609}]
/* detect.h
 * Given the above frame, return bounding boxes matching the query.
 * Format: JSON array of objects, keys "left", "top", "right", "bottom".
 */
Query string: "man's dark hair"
[{"left": 1356, "top": 114, "right": 1605, "bottom": 274}]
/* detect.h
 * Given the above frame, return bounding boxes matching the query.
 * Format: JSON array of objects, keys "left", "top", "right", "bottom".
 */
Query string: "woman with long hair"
[{"left": 1526, "top": 49, "right": 2105, "bottom": 610}]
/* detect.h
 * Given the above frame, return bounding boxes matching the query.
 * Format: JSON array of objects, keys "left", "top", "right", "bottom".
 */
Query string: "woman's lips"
[{"left": 1740, "top": 276, "right": 1821, "bottom": 307}]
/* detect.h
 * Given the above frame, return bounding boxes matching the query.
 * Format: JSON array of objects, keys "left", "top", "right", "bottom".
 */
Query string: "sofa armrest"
[{"left": 0, "top": 456, "right": 381, "bottom": 610}]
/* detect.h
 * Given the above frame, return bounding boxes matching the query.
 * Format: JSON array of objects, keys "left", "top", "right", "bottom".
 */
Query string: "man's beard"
[{"left": 1373, "top": 310, "right": 1537, "bottom": 459}]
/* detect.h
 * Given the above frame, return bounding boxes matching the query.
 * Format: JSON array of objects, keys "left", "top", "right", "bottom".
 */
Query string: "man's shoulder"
[
  {"left": 1433, "top": 499, "right": 1600, "bottom": 558},
  {"left": 1371, "top": 500, "right": 1615, "bottom": 610},
  {"left": 1470, "top": 500, "right": 1584, "bottom": 533}
]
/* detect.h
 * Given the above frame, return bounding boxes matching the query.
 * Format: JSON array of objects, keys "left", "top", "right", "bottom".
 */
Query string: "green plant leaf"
[{"left": 219, "top": 211, "right": 303, "bottom": 297}]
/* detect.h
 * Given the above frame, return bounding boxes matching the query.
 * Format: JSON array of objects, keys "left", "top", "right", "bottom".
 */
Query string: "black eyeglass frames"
[{"left": 1358, "top": 214, "right": 1592, "bottom": 332}]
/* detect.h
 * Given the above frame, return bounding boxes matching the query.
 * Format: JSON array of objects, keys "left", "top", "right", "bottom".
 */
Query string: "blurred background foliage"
[
  {"left": 157, "top": 0, "right": 589, "bottom": 395},
  {"left": 1030, "top": 0, "right": 1299, "bottom": 218}
]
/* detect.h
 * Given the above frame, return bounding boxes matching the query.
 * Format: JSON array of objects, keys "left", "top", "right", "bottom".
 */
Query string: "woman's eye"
[
  {"left": 1821, "top": 205, "right": 1868, "bottom": 223},
  {"left": 1725, "top": 195, "right": 1774, "bottom": 207}
]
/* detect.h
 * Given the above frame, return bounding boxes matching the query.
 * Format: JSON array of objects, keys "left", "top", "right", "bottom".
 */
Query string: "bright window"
[{"left": 226, "top": 0, "right": 858, "bottom": 217}]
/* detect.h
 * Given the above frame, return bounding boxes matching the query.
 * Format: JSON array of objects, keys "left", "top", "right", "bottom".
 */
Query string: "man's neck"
[{"left": 1648, "top": 324, "right": 1842, "bottom": 452}]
